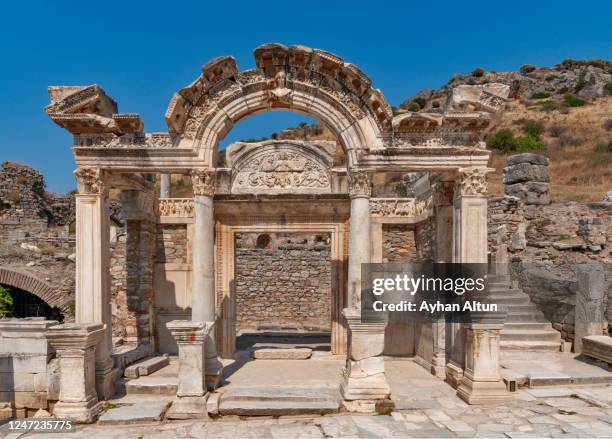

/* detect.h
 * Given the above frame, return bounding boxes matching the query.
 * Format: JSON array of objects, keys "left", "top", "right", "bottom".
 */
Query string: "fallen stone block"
[
  {"left": 124, "top": 355, "right": 169, "bottom": 379},
  {"left": 582, "top": 335, "right": 612, "bottom": 364},
  {"left": 507, "top": 153, "right": 550, "bottom": 166},
  {"left": 252, "top": 348, "right": 312, "bottom": 360}
]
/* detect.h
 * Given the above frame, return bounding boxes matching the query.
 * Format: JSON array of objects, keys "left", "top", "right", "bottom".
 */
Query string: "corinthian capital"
[
  {"left": 455, "top": 167, "right": 490, "bottom": 197},
  {"left": 348, "top": 170, "right": 372, "bottom": 198},
  {"left": 190, "top": 168, "right": 215, "bottom": 196},
  {"left": 74, "top": 167, "right": 108, "bottom": 195}
]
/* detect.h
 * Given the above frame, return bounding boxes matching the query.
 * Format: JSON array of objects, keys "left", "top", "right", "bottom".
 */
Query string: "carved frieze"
[
  {"left": 158, "top": 199, "right": 195, "bottom": 217},
  {"left": 369, "top": 198, "right": 432, "bottom": 218},
  {"left": 74, "top": 167, "right": 107, "bottom": 195},
  {"left": 348, "top": 170, "right": 372, "bottom": 198},
  {"left": 455, "top": 167, "right": 488, "bottom": 197},
  {"left": 232, "top": 148, "right": 331, "bottom": 193},
  {"left": 73, "top": 133, "right": 176, "bottom": 148},
  {"left": 191, "top": 169, "right": 215, "bottom": 196}
]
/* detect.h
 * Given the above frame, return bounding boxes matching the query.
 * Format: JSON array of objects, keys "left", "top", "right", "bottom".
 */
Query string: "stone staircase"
[{"left": 488, "top": 274, "right": 562, "bottom": 351}]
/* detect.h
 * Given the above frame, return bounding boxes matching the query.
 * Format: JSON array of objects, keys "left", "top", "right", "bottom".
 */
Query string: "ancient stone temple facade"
[{"left": 35, "top": 43, "right": 513, "bottom": 420}]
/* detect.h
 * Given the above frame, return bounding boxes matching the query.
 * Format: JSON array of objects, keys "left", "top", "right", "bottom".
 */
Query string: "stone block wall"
[
  {"left": 502, "top": 153, "right": 550, "bottom": 205},
  {"left": 234, "top": 232, "right": 332, "bottom": 333},
  {"left": 155, "top": 224, "right": 188, "bottom": 264},
  {"left": 382, "top": 220, "right": 433, "bottom": 264}
]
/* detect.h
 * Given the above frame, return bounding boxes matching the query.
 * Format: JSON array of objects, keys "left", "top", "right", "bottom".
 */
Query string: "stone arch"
[
  {"left": 0, "top": 267, "right": 60, "bottom": 308},
  {"left": 165, "top": 43, "right": 394, "bottom": 168}
]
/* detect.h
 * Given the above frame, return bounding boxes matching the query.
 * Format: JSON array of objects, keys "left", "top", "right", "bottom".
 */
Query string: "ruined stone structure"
[{"left": 0, "top": 43, "right": 521, "bottom": 421}]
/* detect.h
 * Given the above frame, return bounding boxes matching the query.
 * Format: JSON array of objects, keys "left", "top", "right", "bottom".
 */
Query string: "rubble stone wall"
[
  {"left": 155, "top": 224, "right": 188, "bottom": 264},
  {"left": 234, "top": 232, "right": 332, "bottom": 333},
  {"left": 382, "top": 224, "right": 417, "bottom": 263}
]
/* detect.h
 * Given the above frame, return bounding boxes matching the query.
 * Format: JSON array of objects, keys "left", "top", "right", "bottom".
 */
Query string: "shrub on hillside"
[
  {"left": 471, "top": 67, "right": 485, "bottom": 77},
  {"left": 520, "top": 64, "right": 536, "bottom": 74},
  {"left": 522, "top": 120, "right": 545, "bottom": 138},
  {"left": 574, "top": 70, "right": 587, "bottom": 93},
  {"left": 407, "top": 102, "right": 421, "bottom": 112},
  {"left": 539, "top": 100, "right": 560, "bottom": 111},
  {"left": 548, "top": 124, "right": 567, "bottom": 137},
  {"left": 563, "top": 93, "right": 586, "bottom": 107},
  {"left": 604, "top": 119, "right": 612, "bottom": 131},
  {"left": 513, "top": 135, "right": 546, "bottom": 152},
  {"left": 486, "top": 129, "right": 515, "bottom": 152},
  {"left": 557, "top": 133, "right": 584, "bottom": 148},
  {"left": 531, "top": 91, "right": 551, "bottom": 99},
  {"left": 0, "top": 286, "right": 13, "bottom": 318},
  {"left": 595, "top": 140, "right": 612, "bottom": 153},
  {"left": 604, "top": 83, "right": 612, "bottom": 94}
]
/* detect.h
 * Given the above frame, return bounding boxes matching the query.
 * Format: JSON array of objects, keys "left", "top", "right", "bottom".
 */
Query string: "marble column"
[
  {"left": 190, "top": 169, "right": 223, "bottom": 390},
  {"left": 431, "top": 179, "right": 454, "bottom": 378},
  {"left": 46, "top": 323, "right": 105, "bottom": 423},
  {"left": 74, "top": 167, "right": 116, "bottom": 400},
  {"left": 166, "top": 320, "right": 212, "bottom": 419},
  {"left": 160, "top": 173, "right": 171, "bottom": 198},
  {"left": 452, "top": 167, "right": 508, "bottom": 404},
  {"left": 347, "top": 170, "right": 372, "bottom": 308}
]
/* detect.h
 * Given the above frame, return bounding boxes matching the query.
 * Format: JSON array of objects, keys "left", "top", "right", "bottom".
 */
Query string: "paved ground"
[{"left": 3, "top": 358, "right": 612, "bottom": 438}]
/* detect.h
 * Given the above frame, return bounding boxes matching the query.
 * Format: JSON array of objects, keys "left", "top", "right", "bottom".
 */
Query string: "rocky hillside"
[{"left": 264, "top": 59, "right": 612, "bottom": 202}]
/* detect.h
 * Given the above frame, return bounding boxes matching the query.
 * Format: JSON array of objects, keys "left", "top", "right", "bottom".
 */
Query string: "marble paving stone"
[
  {"left": 98, "top": 401, "right": 171, "bottom": 425},
  {"left": 443, "top": 420, "right": 475, "bottom": 432}
]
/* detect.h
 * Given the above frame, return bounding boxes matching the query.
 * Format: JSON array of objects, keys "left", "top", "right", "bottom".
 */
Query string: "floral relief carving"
[
  {"left": 74, "top": 167, "right": 107, "bottom": 195},
  {"left": 455, "top": 167, "right": 488, "bottom": 197},
  {"left": 232, "top": 150, "right": 331, "bottom": 193},
  {"left": 191, "top": 169, "right": 215, "bottom": 196},
  {"left": 158, "top": 199, "right": 195, "bottom": 217},
  {"left": 369, "top": 198, "right": 432, "bottom": 217},
  {"left": 348, "top": 170, "right": 372, "bottom": 198}
]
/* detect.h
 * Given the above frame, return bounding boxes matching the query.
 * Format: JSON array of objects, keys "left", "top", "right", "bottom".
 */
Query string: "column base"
[
  {"left": 342, "top": 398, "right": 394, "bottom": 414},
  {"left": 95, "top": 363, "right": 120, "bottom": 400},
  {"left": 53, "top": 397, "right": 102, "bottom": 424},
  {"left": 457, "top": 378, "right": 510, "bottom": 405},
  {"left": 166, "top": 396, "right": 208, "bottom": 420},
  {"left": 205, "top": 357, "right": 223, "bottom": 391},
  {"left": 445, "top": 361, "right": 464, "bottom": 389}
]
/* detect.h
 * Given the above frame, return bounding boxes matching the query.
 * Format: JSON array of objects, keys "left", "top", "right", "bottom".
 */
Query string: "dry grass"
[{"left": 487, "top": 97, "right": 612, "bottom": 202}]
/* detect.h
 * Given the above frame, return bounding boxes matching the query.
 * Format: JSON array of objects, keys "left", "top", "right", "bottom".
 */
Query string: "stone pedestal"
[
  {"left": 46, "top": 323, "right": 105, "bottom": 423},
  {"left": 166, "top": 320, "right": 212, "bottom": 419},
  {"left": 341, "top": 308, "right": 390, "bottom": 413},
  {"left": 574, "top": 264, "right": 605, "bottom": 353},
  {"left": 457, "top": 323, "right": 509, "bottom": 405}
]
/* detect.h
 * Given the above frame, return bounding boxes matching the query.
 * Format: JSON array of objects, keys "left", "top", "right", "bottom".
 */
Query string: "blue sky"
[{"left": 1, "top": 0, "right": 610, "bottom": 193}]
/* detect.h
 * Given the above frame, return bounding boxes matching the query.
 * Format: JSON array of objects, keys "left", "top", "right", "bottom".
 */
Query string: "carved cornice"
[
  {"left": 455, "top": 167, "right": 489, "bottom": 197},
  {"left": 74, "top": 167, "right": 108, "bottom": 195},
  {"left": 73, "top": 133, "right": 176, "bottom": 149},
  {"left": 158, "top": 198, "right": 195, "bottom": 217},
  {"left": 369, "top": 198, "right": 432, "bottom": 218},
  {"left": 348, "top": 170, "right": 372, "bottom": 198},
  {"left": 190, "top": 169, "right": 215, "bottom": 196}
]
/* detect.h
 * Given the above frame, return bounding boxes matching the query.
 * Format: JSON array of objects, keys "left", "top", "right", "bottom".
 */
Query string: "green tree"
[{"left": 0, "top": 286, "right": 13, "bottom": 317}]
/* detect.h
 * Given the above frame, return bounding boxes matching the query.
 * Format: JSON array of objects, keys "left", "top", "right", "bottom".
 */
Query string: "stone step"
[
  {"left": 504, "top": 304, "right": 540, "bottom": 313},
  {"left": 582, "top": 335, "right": 612, "bottom": 364},
  {"left": 493, "top": 296, "right": 532, "bottom": 306},
  {"left": 487, "top": 274, "right": 511, "bottom": 283},
  {"left": 500, "top": 340, "right": 561, "bottom": 351},
  {"left": 505, "top": 313, "right": 548, "bottom": 322},
  {"left": 489, "top": 288, "right": 526, "bottom": 295},
  {"left": 218, "top": 386, "right": 341, "bottom": 416},
  {"left": 503, "top": 322, "right": 554, "bottom": 330},
  {"left": 123, "top": 375, "right": 178, "bottom": 396},
  {"left": 500, "top": 329, "right": 561, "bottom": 342},
  {"left": 124, "top": 355, "right": 170, "bottom": 379},
  {"left": 98, "top": 400, "right": 171, "bottom": 425}
]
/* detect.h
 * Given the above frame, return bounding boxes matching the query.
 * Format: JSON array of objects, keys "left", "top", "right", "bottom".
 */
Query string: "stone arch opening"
[
  {"left": 0, "top": 268, "right": 61, "bottom": 310},
  {"left": 165, "top": 43, "right": 393, "bottom": 169}
]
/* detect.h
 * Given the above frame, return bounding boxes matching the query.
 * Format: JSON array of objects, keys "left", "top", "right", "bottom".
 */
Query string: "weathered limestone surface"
[
  {"left": 581, "top": 335, "right": 612, "bottom": 364},
  {"left": 503, "top": 154, "right": 550, "bottom": 205},
  {"left": 574, "top": 264, "right": 606, "bottom": 353},
  {"left": 46, "top": 323, "right": 105, "bottom": 423},
  {"left": 252, "top": 348, "right": 312, "bottom": 360}
]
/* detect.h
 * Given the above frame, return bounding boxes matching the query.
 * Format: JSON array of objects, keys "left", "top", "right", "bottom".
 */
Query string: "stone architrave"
[
  {"left": 166, "top": 320, "right": 212, "bottom": 419},
  {"left": 46, "top": 323, "right": 105, "bottom": 423},
  {"left": 574, "top": 264, "right": 606, "bottom": 353},
  {"left": 341, "top": 308, "right": 390, "bottom": 413},
  {"left": 73, "top": 167, "right": 117, "bottom": 400}
]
